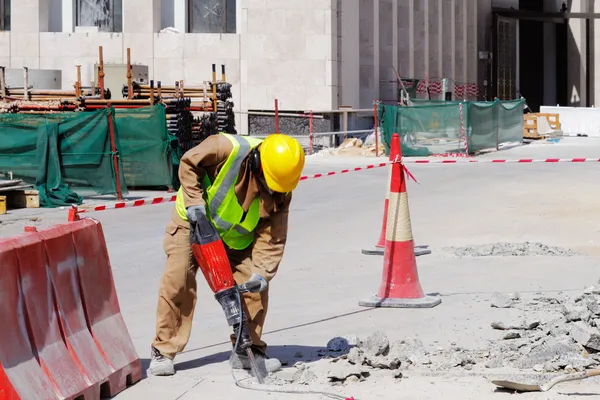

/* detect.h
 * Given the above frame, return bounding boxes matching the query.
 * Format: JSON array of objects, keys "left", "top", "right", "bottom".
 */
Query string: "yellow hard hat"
[{"left": 259, "top": 134, "right": 305, "bottom": 193}]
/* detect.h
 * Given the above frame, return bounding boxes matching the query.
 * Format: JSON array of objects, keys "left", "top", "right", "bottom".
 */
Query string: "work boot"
[
  {"left": 230, "top": 348, "right": 282, "bottom": 373},
  {"left": 148, "top": 346, "right": 175, "bottom": 376}
]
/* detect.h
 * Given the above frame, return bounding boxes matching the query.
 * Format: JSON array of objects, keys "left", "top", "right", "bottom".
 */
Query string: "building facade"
[{"left": 0, "top": 0, "right": 592, "bottom": 133}]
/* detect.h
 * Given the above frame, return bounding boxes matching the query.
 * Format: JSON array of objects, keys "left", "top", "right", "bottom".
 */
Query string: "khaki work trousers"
[{"left": 152, "top": 218, "right": 269, "bottom": 360}]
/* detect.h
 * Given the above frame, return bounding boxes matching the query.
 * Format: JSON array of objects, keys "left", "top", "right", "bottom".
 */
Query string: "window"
[
  {"left": 76, "top": 0, "right": 122, "bottom": 33},
  {"left": 188, "top": 0, "right": 236, "bottom": 33},
  {"left": 0, "top": 0, "right": 10, "bottom": 31}
]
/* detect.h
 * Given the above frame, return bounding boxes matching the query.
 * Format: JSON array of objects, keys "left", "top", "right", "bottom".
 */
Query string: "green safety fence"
[
  {"left": 0, "top": 105, "right": 180, "bottom": 207},
  {"left": 378, "top": 98, "right": 526, "bottom": 156},
  {"left": 114, "top": 105, "right": 179, "bottom": 189},
  {"left": 0, "top": 108, "right": 128, "bottom": 207}
]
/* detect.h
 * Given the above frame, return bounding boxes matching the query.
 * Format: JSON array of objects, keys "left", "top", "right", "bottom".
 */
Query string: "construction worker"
[{"left": 148, "top": 132, "right": 305, "bottom": 377}]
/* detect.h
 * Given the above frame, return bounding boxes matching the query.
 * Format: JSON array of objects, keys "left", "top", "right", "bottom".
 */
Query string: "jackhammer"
[{"left": 188, "top": 207, "right": 268, "bottom": 383}]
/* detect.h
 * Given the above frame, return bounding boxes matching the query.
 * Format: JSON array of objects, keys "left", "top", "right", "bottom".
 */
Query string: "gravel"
[{"left": 443, "top": 242, "right": 581, "bottom": 257}]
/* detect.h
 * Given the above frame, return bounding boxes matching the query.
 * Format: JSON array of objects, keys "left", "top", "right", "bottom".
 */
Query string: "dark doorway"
[
  {"left": 492, "top": 5, "right": 568, "bottom": 110},
  {"left": 518, "top": 0, "right": 544, "bottom": 111}
]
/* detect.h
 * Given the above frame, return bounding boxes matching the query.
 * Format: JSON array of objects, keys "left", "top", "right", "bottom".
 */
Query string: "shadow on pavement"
[{"left": 141, "top": 344, "right": 347, "bottom": 376}]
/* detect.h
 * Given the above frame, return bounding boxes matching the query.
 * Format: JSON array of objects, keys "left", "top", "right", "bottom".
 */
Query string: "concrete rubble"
[
  {"left": 312, "top": 136, "right": 385, "bottom": 157},
  {"left": 268, "top": 281, "right": 600, "bottom": 386},
  {"left": 443, "top": 242, "right": 581, "bottom": 257}
]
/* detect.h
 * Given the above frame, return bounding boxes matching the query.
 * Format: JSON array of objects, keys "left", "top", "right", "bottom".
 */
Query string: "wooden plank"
[{"left": 5, "top": 189, "right": 40, "bottom": 209}]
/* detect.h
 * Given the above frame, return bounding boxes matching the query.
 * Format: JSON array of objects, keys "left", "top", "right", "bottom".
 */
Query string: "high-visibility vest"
[{"left": 176, "top": 133, "right": 264, "bottom": 250}]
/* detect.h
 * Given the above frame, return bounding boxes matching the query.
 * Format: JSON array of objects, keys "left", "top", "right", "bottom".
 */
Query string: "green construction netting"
[
  {"left": 114, "top": 105, "right": 179, "bottom": 189},
  {"left": 0, "top": 105, "right": 180, "bottom": 207},
  {"left": 379, "top": 98, "right": 526, "bottom": 156},
  {"left": 0, "top": 108, "right": 128, "bottom": 207}
]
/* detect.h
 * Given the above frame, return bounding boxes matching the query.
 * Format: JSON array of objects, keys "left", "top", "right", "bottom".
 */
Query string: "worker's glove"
[
  {"left": 238, "top": 273, "right": 268, "bottom": 294},
  {"left": 186, "top": 205, "right": 206, "bottom": 225}
]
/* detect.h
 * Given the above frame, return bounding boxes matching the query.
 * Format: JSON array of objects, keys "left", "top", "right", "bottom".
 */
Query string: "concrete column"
[
  {"left": 467, "top": 0, "right": 477, "bottom": 85},
  {"left": 340, "top": 0, "right": 360, "bottom": 108},
  {"left": 451, "top": 0, "right": 456, "bottom": 87},
  {"left": 593, "top": 0, "right": 600, "bottom": 106},
  {"left": 462, "top": 0, "right": 468, "bottom": 84},
  {"left": 393, "top": 0, "right": 398, "bottom": 75},
  {"left": 10, "top": 0, "right": 42, "bottom": 68},
  {"left": 424, "top": 0, "right": 429, "bottom": 80},
  {"left": 124, "top": 0, "right": 160, "bottom": 33},
  {"left": 437, "top": 0, "right": 443, "bottom": 79},
  {"left": 568, "top": 0, "right": 587, "bottom": 106},
  {"left": 62, "top": 0, "right": 74, "bottom": 33},
  {"left": 174, "top": 0, "right": 186, "bottom": 33},
  {"left": 409, "top": 0, "right": 414, "bottom": 77},
  {"left": 374, "top": 0, "right": 380, "bottom": 100}
]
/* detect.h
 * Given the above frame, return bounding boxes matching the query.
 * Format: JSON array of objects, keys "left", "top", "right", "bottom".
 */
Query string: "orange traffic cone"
[
  {"left": 361, "top": 134, "right": 431, "bottom": 258},
  {"left": 359, "top": 133, "right": 441, "bottom": 308}
]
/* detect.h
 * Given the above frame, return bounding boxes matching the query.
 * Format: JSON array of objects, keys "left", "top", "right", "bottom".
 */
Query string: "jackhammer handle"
[{"left": 238, "top": 280, "right": 262, "bottom": 293}]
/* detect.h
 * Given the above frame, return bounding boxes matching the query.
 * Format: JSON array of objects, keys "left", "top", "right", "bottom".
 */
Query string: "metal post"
[
  {"left": 211, "top": 64, "right": 217, "bottom": 112},
  {"left": 126, "top": 48, "right": 133, "bottom": 100},
  {"left": 98, "top": 46, "right": 105, "bottom": 99},
  {"left": 75, "top": 65, "right": 81, "bottom": 97},
  {"left": 309, "top": 110, "right": 313, "bottom": 155},
  {"left": 107, "top": 105, "right": 123, "bottom": 201},
  {"left": 23, "top": 67, "right": 28, "bottom": 100},
  {"left": 495, "top": 98, "right": 500, "bottom": 151},
  {"left": 274, "top": 99, "right": 279, "bottom": 133},
  {"left": 374, "top": 100, "right": 379, "bottom": 157},
  {"left": 342, "top": 109, "right": 348, "bottom": 140}
]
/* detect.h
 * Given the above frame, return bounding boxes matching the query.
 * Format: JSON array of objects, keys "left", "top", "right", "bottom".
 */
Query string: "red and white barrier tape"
[
  {"left": 78, "top": 194, "right": 177, "bottom": 214},
  {"left": 77, "top": 157, "right": 600, "bottom": 214},
  {"left": 404, "top": 158, "right": 600, "bottom": 164},
  {"left": 299, "top": 163, "right": 389, "bottom": 181}
]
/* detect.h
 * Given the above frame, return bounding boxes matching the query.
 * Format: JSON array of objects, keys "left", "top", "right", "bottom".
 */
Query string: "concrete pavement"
[{"left": 2, "top": 138, "right": 600, "bottom": 399}]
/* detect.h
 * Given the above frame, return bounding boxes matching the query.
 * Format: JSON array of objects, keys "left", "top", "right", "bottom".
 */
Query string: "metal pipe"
[
  {"left": 76, "top": 65, "right": 81, "bottom": 97},
  {"left": 23, "top": 67, "right": 29, "bottom": 100},
  {"left": 0, "top": 66, "right": 5, "bottom": 99},
  {"left": 127, "top": 48, "right": 133, "bottom": 100},
  {"left": 374, "top": 100, "right": 379, "bottom": 157},
  {"left": 250, "top": 129, "right": 375, "bottom": 139},
  {"left": 98, "top": 46, "right": 105, "bottom": 100},
  {"left": 84, "top": 99, "right": 152, "bottom": 105},
  {"left": 107, "top": 106, "right": 123, "bottom": 201},
  {"left": 211, "top": 64, "right": 217, "bottom": 112},
  {"left": 309, "top": 110, "right": 313, "bottom": 155},
  {"left": 274, "top": 99, "right": 279, "bottom": 133}
]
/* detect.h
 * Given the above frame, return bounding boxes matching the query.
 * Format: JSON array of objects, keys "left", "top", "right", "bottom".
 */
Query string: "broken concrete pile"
[
  {"left": 443, "top": 242, "right": 581, "bottom": 257},
  {"left": 483, "top": 286, "right": 600, "bottom": 373},
  {"left": 269, "top": 332, "right": 408, "bottom": 386},
  {"left": 268, "top": 283, "right": 600, "bottom": 387}
]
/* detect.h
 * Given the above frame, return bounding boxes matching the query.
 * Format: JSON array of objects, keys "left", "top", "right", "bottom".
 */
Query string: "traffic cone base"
[
  {"left": 361, "top": 245, "right": 432, "bottom": 257},
  {"left": 358, "top": 293, "right": 441, "bottom": 308}
]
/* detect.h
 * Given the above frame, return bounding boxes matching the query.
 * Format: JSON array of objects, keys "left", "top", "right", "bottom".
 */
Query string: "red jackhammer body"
[{"left": 189, "top": 208, "right": 266, "bottom": 382}]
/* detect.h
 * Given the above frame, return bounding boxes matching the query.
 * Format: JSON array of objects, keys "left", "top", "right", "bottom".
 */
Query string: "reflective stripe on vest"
[{"left": 175, "top": 133, "right": 263, "bottom": 250}]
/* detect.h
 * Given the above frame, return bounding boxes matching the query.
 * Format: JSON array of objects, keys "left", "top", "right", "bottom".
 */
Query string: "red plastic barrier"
[
  {"left": 70, "top": 219, "right": 142, "bottom": 392},
  {"left": 15, "top": 233, "right": 97, "bottom": 399},
  {"left": 0, "top": 219, "right": 141, "bottom": 399},
  {"left": 0, "top": 237, "right": 57, "bottom": 400}
]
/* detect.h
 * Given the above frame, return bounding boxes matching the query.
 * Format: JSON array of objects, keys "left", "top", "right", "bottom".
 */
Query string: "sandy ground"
[{"left": 2, "top": 137, "right": 600, "bottom": 399}]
